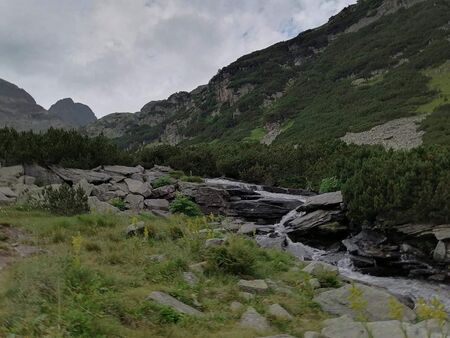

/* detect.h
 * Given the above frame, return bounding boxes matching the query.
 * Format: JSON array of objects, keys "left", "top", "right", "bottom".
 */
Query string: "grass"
[
  {"left": 417, "top": 61, "right": 450, "bottom": 113},
  {"left": 0, "top": 207, "right": 328, "bottom": 337},
  {"left": 243, "top": 127, "right": 266, "bottom": 143}
]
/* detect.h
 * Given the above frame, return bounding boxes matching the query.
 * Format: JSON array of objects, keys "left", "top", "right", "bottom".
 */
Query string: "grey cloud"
[{"left": 0, "top": 0, "right": 356, "bottom": 117}]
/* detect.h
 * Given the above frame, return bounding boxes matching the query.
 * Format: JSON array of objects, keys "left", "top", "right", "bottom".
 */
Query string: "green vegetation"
[
  {"left": 38, "top": 184, "right": 89, "bottom": 216},
  {"left": 421, "top": 104, "right": 450, "bottom": 145},
  {"left": 0, "top": 209, "right": 327, "bottom": 337},
  {"left": 169, "top": 194, "right": 203, "bottom": 217},
  {"left": 319, "top": 177, "right": 341, "bottom": 194},
  {"left": 243, "top": 127, "right": 266, "bottom": 143},
  {"left": 417, "top": 61, "right": 450, "bottom": 113},
  {"left": 152, "top": 175, "right": 173, "bottom": 188}
]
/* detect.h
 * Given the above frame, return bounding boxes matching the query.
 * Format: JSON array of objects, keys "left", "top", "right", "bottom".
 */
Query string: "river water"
[{"left": 205, "top": 178, "right": 450, "bottom": 312}]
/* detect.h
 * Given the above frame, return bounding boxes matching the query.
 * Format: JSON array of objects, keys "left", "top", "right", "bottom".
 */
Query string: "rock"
[
  {"left": 239, "top": 307, "right": 270, "bottom": 332},
  {"left": 321, "top": 315, "right": 368, "bottom": 338},
  {"left": 231, "top": 198, "right": 302, "bottom": 223},
  {"left": 88, "top": 196, "right": 119, "bottom": 214},
  {"left": 182, "top": 272, "right": 198, "bottom": 286},
  {"left": 0, "top": 187, "right": 18, "bottom": 198},
  {"left": 103, "top": 165, "right": 143, "bottom": 176},
  {"left": 433, "top": 241, "right": 448, "bottom": 262},
  {"left": 50, "top": 166, "right": 111, "bottom": 184},
  {"left": 189, "top": 261, "right": 207, "bottom": 273},
  {"left": 144, "top": 198, "right": 170, "bottom": 211},
  {"left": 286, "top": 210, "right": 343, "bottom": 233},
  {"left": 152, "top": 185, "right": 176, "bottom": 199},
  {"left": 23, "top": 164, "right": 62, "bottom": 186},
  {"left": 148, "top": 254, "right": 165, "bottom": 262},
  {"left": 130, "top": 173, "right": 144, "bottom": 182},
  {"left": 309, "top": 278, "right": 321, "bottom": 289},
  {"left": 18, "top": 175, "right": 36, "bottom": 185},
  {"left": 366, "top": 320, "right": 405, "bottom": 338},
  {"left": 267, "top": 304, "right": 292, "bottom": 320},
  {"left": 92, "top": 184, "right": 116, "bottom": 201},
  {"left": 238, "top": 223, "right": 258, "bottom": 235},
  {"left": 302, "top": 261, "right": 339, "bottom": 277},
  {"left": 125, "top": 194, "right": 144, "bottom": 210},
  {"left": 342, "top": 230, "right": 387, "bottom": 257},
  {"left": 404, "top": 319, "right": 450, "bottom": 338},
  {"left": 205, "top": 238, "right": 226, "bottom": 248},
  {"left": 125, "top": 221, "right": 145, "bottom": 237},
  {"left": 256, "top": 234, "right": 285, "bottom": 250},
  {"left": 0, "top": 191, "right": 15, "bottom": 204},
  {"left": 75, "top": 178, "right": 94, "bottom": 196},
  {"left": 433, "top": 227, "right": 450, "bottom": 241},
  {"left": 0, "top": 165, "right": 24, "bottom": 178},
  {"left": 230, "top": 301, "right": 244, "bottom": 311},
  {"left": 239, "top": 292, "right": 255, "bottom": 300},
  {"left": 299, "top": 191, "right": 343, "bottom": 212},
  {"left": 303, "top": 332, "right": 321, "bottom": 338},
  {"left": 147, "top": 291, "right": 203, "bottom": 317},
  {"left": 265, "top": 279, "right": 293, "bottom": 295},
  {"left": 194, "top": 186, "right": 229, "bottom": 214},
  {"left": 286, "top": 238, "right": 322, "bottom": 260},
  {"left": 257, "top": 335, "right": 297, "bottom": 338},
  {"left": 238, "top": 279, "right": 269, "bottom": 294},
  {"left": 177, "top": 181, "right": 201, "bottom": 198},
  {"left": 153, "top": 165, "right": 172, "bottom": 173},
  {"left": 314, "top": 283, "right": 416, "bottom": 322},
  {"left": 125, "top": 179, "right": 152, "bottom": 198}
]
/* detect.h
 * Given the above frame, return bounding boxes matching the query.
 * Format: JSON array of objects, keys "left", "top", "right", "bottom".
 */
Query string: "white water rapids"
[{"left": 206, "top": 177, "right": 450, "bottom": 312}]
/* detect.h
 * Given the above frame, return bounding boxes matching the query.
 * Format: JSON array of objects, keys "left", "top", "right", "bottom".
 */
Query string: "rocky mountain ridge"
[
  {"left": 0, "top": 78, "right": 96, "bottom": 130},
  {"left": 86, "top": 0, "right": 449, "bottom": 148}
]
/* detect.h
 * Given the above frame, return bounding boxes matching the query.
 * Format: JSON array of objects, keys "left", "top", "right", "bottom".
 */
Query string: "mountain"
[
  {"left": 87, "top": 0, "right": 450, "bottom": 148},
  {"left": 49, "top": 98, "right": 97, "bottom": 127},
  {"left": 0, "top": 78, "right": 67, "bottom": 131}
]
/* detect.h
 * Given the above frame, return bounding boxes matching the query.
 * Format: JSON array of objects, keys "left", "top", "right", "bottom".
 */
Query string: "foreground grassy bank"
[{"left": 0, "top": 208, "right": 328, "bottom": 337}]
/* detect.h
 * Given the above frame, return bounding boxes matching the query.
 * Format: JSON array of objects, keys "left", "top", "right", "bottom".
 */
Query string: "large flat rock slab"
[
  {"left": 298, "top": 191, "right": 343, "bottom": 212},
  {"left": 147, "top": 291, "right": 203, "bottom": 317}
]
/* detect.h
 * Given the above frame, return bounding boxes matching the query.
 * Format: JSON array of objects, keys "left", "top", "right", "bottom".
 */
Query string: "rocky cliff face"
[
  {"left": 49, "top": 98, "right": 97, "bottom": 127},
  {"left": 0, "top": 79, "right": 67, "bottom": 131}
]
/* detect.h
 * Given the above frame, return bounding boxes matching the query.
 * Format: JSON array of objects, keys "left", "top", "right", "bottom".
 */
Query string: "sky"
[{"left": 0, "top": 0, "right": 356, "bottom": 117}]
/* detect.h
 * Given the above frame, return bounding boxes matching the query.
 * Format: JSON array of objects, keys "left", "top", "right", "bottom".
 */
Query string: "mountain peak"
[{"left": 49, "top": 98, "right": 97, "bottom": 127}]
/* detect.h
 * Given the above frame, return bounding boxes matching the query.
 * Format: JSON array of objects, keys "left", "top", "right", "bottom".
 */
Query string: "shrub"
[
  {"left": 169, "top": 170, "right": 185, "bottom": 179},
  {"left": 205, "top": 236, "right": 258, "bottom": 276},
  {"left": 39, "top": 184, "right": 89, "bottom": 216},
  {"left": 319, "top": 176, "right": 342, "bottom": 193},
  {"left": 110, "top": 198, "right": 126, "bottom": 211},
  {"left": 152, "top": 176, "right": 173, "bottom": 189},
  {"left": 180, "top": 175, "right": 204, "bottom": 183},
  {"left": 169, "top": 194, "right": 202, "bottom": 217}
]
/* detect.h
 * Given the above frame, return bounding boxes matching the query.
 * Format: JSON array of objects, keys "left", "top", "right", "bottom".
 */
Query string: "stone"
[
  {"left": 366, "top": 320, "right": 405, "bottom": 338},
  {"left": 125, "top": 179, "right": 152, "bottom": 198},
  {"left": 239, "top": 292, "right": 255, "bottom": 300},
  {"left": 92, "top": 184, "right": 116, "bottom": 201},
  {"left": 239, "top": 307, "right": 270, "bottom": 332},
  {"left": 182, "top": 271, "right": 198, "bottom": 286},
  {"left": 321, "top": 316, "right": 368, "bottom": 338},
  {"left": 433, "top": 227, "right": 450, "bottom": 241},
  {"left": 0, "top": 187, "right": 18, "bottom": 198},
  {"left": 130, "top": 173, "right": 144, "bottom": 182},
  {"left": 103, "top": 165, "right": 143, "bottom": 176},
  {"left": 0, "top": 191, "right": 15, "bottom": 204},
  {"left": 205, "top": 238, "right": 226, "bottom": 248},
  {"left": 125, "top": 221, "right": 145, "bottom": 237},
  {"left": 433, "top": 241, "right": 448, "bottom": 262},
  {"left": 267, "top": 304, "right": 292, "bottom": 320},
  {"left": 256, "top": 234, "right": 285, "bottom": 250},
  {"left": 286, "top": 210, "right": 342, "bottom": 233},
  {"left": 177, "top": 181, "right": 201, "bottom": 198},
  {"left": 299, "top": 191, "right": 343, "bottom": 211},
  {"left": 238, "top": 223, "right": 258, "bottom": 235},
  {"left": 88, "top": 196, "right": 119, "bottom": 214},
  {"left": 303, "top": 332, "right": 321, "bottom": 338},
  {"left": 404, "top": 319, "right": 450, "bottom": 338},
  {"left": 314, "top": 283, "right": 416, "bottom": 322},
  {"left": 238, "top": 279, "right": 269, "bottom": 294},
  {"left": 144, "top": 199, "right": 170, "bottom": 211},
  {"left": 24, "top": 164, "right": 63, "bottom": 186},
  {"left": 152, "top": 185, "right": 176, "bottom": 199},
  {"left": 257, "top": 335, "right": 297, "bottom": 338},
  {"left": 147, "top": 291, "right": 203, "bottom": 317},
  {"left": 231, "top": 198, "right": 302, "bottom": 223},
  {"left": 265, "top": 279, "right": 293, "bottom": 295},
  {"left": 309, "top": 278, "right": 321, "bottom": 289},
  {"left": 148, "top": 254, "right": 165, "bottom": 262},
  {"left": 0, "top": 165, "right": 24, "bottom": 178},
  {"left": 125, "top": 194, "right": 144, "bottom": 210},
  {"left": 75, "top": 178, "right": 94, "bottom": 196},
  {"left": 230, "top": 301, "right": 244, "bottom": 311},
  {"left": 18, "top": 175, "right": 36, "bottom": 185},
  {"left": 302, "top": 261, "right": 339, "bottom": 277},
  {"left": 50, "top": 166, "right": 111, "bottom": 184},
  {"left": 189, "top": 261, "right": 207, "bottom": 273}
]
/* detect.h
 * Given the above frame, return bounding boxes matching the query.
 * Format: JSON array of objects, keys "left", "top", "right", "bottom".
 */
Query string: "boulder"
[
  {"left": 147, "top": 291, "right": 203, "bottom": 317},
  {"left": 231, "top": 198, "right": 303, "bottom": 222},
  {"left": 302, "top": 261, "right": 339, "bottom": 276},
  {"left": 125, "top": 178, "right": 152, "bottom": 198},
  {"left": 125, "top": 221, "right": 145, "bottom": 237},
  {"left": 125, "top": 194, "right": 144, "bottom": 210},
  {"left": 103, "top": 165, "right": 143, "bottom": 176},
  {"left": 239, "top": 307, "right": 270, "bottom": 332},
  {"left": 433, "top": 226, "right": 450, "bottom": 241},
  {"left": 18, "top": 175, "right": 36, "bottom": 185},
  {"left": 0, "top": 165, "right": 24, "bottom": 178},
  {"left": 24, "top": 164, "right": 62, "bottom": 186},
  {"left": 152, "top": 185, "right": 176, "bottom": 199},
  {"left": 433, "top": 241, "right": 448, "bottom": 262},
  {"left": 286, "top": 209, "right": 342, "bottom": 233},
  {"left": 92, "top": 184, "right": 116, "bottom": 202},
  {"left": 144, "top": 199, "right": 169, "bottom": 211},
  {"left": 321, "top": 315, "right": 368, "bottom": 338},
  {"left": 194, "top": 186, "right": 229, "bottom": 214},
  {"left": 313, "top": 283, "right": 416, "bottom": 322},
  {"left": 341, "top": 230, "right": 388, "bottom": 258},
  {"left": 299, "top": 191, "right": 343, "bottom": 212},
  {"left": 75, "top": 178, "right": 94, "bottom": 196},
  {"left": 238, "top": 279, "right": 269, "bottom": 294},
  {"left": 205, "top": 238, "right": 226, "bottom": 248},
  {"left": 178, "top": 181, "right": 202, "bottom": 198},
  {"left": 0, "top": 187, "right": 18, "bottom": 198},
  {"left": 182, "top": 272, "right": 198, "bottom": 286},
  {"left": 366, "top": 320, "right": 406, "bottom": 338},
  {"left": 50, "top": 166, "right": 111, "bottom": 184},
  {"left": 0, "top": 191, "right": 15, "bottom": 204},
  {"left": 267, "top": 304, "right": 292, "bottom": 320},
  {"left": 88, "top": 196, "right": 119, "bottom": 214}
]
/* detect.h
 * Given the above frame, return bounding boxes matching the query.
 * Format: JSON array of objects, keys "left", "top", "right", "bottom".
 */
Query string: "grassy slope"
[{"left": 0, "top": 209, "right": 329, "bottom": 337}]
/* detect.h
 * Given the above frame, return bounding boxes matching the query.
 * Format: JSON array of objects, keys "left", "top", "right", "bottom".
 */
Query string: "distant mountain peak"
[{"left": 49, "top": 98, "right": 97, "bottom": 127}]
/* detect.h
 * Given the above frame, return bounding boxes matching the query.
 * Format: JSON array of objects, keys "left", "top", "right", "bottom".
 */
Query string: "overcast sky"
[{"left": 0, "top": 0, "right": 355, "bottom": 117}]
